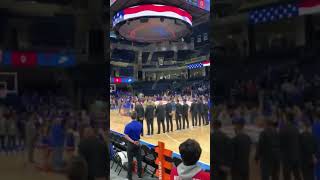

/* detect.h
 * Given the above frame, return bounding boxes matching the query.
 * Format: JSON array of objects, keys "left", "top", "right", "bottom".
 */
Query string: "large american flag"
[
  {"left": 113, "top": 4, "right": 192, "bottom": 27},
  {"left": 299, "top": 0, "right": 320, "bottom": 15},
  {"left": 249, "top": 0, "right": 320, "bottom": 24},
  {"left": 249, "top": 3, "right": 299, "bottom": 24}
]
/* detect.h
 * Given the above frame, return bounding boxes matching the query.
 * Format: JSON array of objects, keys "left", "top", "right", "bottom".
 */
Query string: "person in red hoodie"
[{"left": 170, "top": 139, "right": 210, "bottom": 180}]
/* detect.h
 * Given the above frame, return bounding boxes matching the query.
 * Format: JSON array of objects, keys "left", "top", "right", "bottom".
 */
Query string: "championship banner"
[{"left": 37, "top": 53, "right": 75, "bottom": 67}]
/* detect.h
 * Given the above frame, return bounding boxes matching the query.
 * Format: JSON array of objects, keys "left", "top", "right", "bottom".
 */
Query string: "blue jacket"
[{"left": 50, "top": 124, "right": 65, "bottom": 147}]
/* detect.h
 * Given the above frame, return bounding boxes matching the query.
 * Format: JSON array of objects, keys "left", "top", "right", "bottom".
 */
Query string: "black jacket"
[
  {"left": 175, "top": 103, "right": 183, "bottom": 116},
  {"left": 231, "top": 132, "right": 252, "bottom": 173},
  {"left": 135, "top": 104, "right": 145, "bottom": 119},
  {"left": 145, "top": 105, "right": 155, "bottom": 120},
  {"left": 78, "top": 137, "right": 108, "bottom": 179},
  {"left": 198, "top": 102, "right": 204, "bottom": 114},
  {"left": 300, "top": 131, "right": 318, "bottom": 165},
  {"left": 255, "top": 127, "right": 281, "bottom": 163},
  {"left": 279, "top": 124, "right": 301, "bottom": 163},
  {"left": 202, "top": 103, "right": 209, "bottom": 114},
  {"left": 156, "top": 104, "right": 166, "bottom": 120},
  {"left": 190, "top": 102, "right": 198, "bottom": 114},
  {"left": 165, "top": 103, "right": 173, "bottom": 116},
  {"left": 212, "top": 130, "right": 232, "bottom": 171},
  {"left": 182, "top": 104, "right": 189, "bottom": 116}
]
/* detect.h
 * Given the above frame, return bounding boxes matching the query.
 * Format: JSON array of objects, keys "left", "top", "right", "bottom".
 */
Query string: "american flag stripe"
[
  {"left": 113, "top": 4, "right": 192, "bottom": 27},
  {"left": 123, "top": 11, "right": 192, "bottom": 26},
  {"left": 202, "top": 60, "right": 210, "bottom": 67},
  {"left": 299, "top": 0, "right": 320, "bottom": 15},
  {"left": 124, "top": 4, "right": 192, "bottom": 22}
]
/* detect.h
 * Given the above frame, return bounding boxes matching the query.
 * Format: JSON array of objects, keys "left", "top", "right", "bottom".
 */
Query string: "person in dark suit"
[
  {"left": 202, "top": 100, "right": 209, "bottom": 125},
  {"left": 198, "top": 99, "right": 204, "bottom": 126},
  {"left": 165, "top": 99, "right": 173, "bottom": 132},
  {"left": 212, "top": 120, "right": 232, "bottom": 180},
  {"left": 182, "top": 99, "right": 189, "bottom": 129},
  {"left": 145, "top": 100, "right": 155, "bottom": 136},
  {"left": 231, "top": 118, "right": 251, "bottom": 180},
  {"left": 279, "top": 113, "right": 302, "bottom": 180},
  {"left": 78, "top": 127, "right": 108, "bottom": 180},
  {"left": 255, "top": 118, "right": 281, "bottom": 180},
  {"left": 300, "top": 120, "right": 318, "bottom": 180},
  {"left": 175, "top": 99, "right": 182, "bottom": 130},
  {"left": 135, "top": 101, "right": 145, "bottom": 136},
  {"left": 190, "top": 99, "right": 198, "bottom": 127},
  {"left": 156, "top": 101, "right": 166, "bottom": 134},
  {"left": 66, "top": 156, "right": 88, "bottom": 180}
]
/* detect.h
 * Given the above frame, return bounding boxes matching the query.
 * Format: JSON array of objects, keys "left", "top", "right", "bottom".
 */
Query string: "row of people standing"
[
  {"left": 134, "top": 97, "right": 209, "bottom": 136},
  {"left": 0, "top": 110, "right": 25, "bottom": 153},
  {"left": 212, "top": 112, "right": 320, "bottom": 180}
]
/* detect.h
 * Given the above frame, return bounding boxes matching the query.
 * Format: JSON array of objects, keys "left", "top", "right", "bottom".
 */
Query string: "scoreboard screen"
[{"left": 185, "top": 0, "right": 210, "bottom": 11}]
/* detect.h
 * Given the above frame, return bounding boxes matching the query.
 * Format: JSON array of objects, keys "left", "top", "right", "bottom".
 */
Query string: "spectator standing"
[
  {"left": 175, "top": 99, "right": 182, "bottom": 130},
  {"left": 0, "top": 111, "right": 7, "bottom": 152},
  {"left": 145, "top": 100, "right": 155, "bottom": 136},
  {"left": 78, "top": 127, "right": 108, "bottom": 180},
  {"left": 124, "top": 111, "right": 143, "bottom": 180},
  {"left": 50, "top": 118, "right": 66, "bottom": 171},
  {"left": 25, "top": 114, "right": 37, "bottom": 163},
  {"left": 155, "top": 101, "right": 166, "bottom": 134},
  {"left": 165, "top": 98, "right": 173, "bottom": 132},
  {"left": 255, "top": 118, "right": 281, "bottom": 180},
  {"left": 66, "top": 156, "right": 88, "bottom": 180},
  {"left": 182, "top": 99, "right": 189, "bottom": 129},
  {"left": 300, "top": 120, "right": 318, "bottom": 180},
  {"left": 7, "top": 113, "right": 17, "bottom": 153},
  {"left": 134, "top": 101, "right": 145, "bottom": 136},
  {"left": 279, "top": 113, "right": 302, "bottom": 180},
  {"left": 231, "top": 118, "right": 251, "bottom": 180},
  {"left": 170, "top": 139, "right": 210, "bottom": 180},
  {"left": 212, "top": 120, "right": 231, "bottom": 180}
]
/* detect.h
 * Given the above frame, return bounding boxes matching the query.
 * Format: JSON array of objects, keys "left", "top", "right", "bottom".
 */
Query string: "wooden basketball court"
[{"left": 110, "top": 110, "right": 210, "bottom": 164}]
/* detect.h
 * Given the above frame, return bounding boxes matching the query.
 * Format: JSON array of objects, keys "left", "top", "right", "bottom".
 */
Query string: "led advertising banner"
[{"left": 185, "top": 0, "right": 210, "bottom": 11}]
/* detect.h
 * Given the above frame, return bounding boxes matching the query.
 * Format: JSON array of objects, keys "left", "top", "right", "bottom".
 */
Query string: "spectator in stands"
[
  {"left": 0, "top": 108, "right": 7, "bottom": 152},
  {"left": 7, "top": 112, "right": 17, "bottom": 153},
  {"left": 279, "top": 112, "right": 301, "bottom": 180},
  {"left": 66, "top": 156, "right": 88, "bottom": 180},
  {"left": 170, "top": 139, "right": 210, "bottom": 180},
  {"left": 255, "top": 117, "right": 280, "bottom": 180},
  {"left": 212, "top": 120, "right": 231, "bottom": 180},
  {"left": 50, "top": 118, "right": 66, "bottom": 171},
  {"left": 25, "top": 113, "right": 37, "bottom": 163},
  {"left": 300, "top": 120, "right": 318, "bottom": 180},
  {"left": 78, "top": 127, "right": 108, "bottom": 180},
  {"left": 231, "top": 118, "right": 251, "bottom": 180},
  {"left": 124, "top": 111, "right": 143, "bottom": 180}
]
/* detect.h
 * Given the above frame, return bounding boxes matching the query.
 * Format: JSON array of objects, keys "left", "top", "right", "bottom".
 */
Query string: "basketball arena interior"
[{"left": 109, "top": 0, "right": 210, "bottom": 179}]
